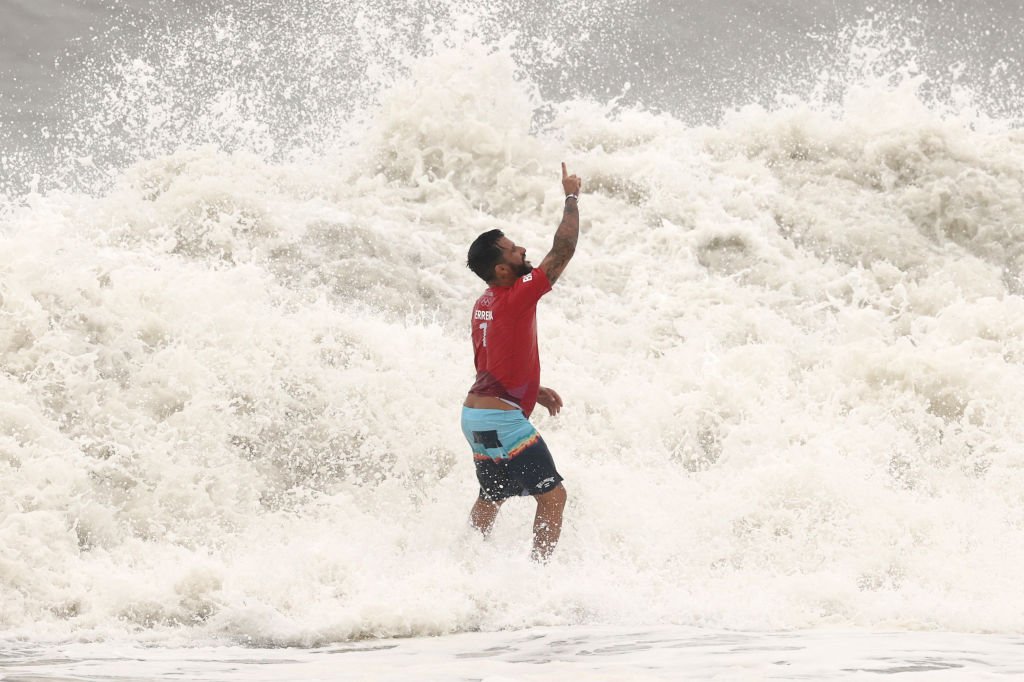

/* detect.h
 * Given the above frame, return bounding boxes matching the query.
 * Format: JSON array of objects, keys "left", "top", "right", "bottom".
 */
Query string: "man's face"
[{"left": 497, "top": 236, "right": 533, "bottom": 277}]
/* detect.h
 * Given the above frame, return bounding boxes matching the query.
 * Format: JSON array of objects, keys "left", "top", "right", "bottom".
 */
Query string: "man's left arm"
[
  {"left": 535, "top": 162, "right": 582, "bottom": 417},
  {"left": 538, "top": 162, "right": 582, "bottom": 286}
]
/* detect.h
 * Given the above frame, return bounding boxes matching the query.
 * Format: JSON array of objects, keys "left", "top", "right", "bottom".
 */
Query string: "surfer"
[{"left": 461, "top": 162, "right": 582, "bottom": 562}]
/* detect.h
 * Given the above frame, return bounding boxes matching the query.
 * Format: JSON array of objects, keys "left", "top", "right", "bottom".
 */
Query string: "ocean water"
[
  {"left": 4, "top": 0, "right": 1024, "bottom": 678},
  {"left": 6, "top": 627, "right": 1024, "bottom": 680}
]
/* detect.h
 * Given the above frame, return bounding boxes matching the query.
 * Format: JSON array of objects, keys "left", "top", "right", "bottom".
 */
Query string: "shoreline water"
[
  {"left": 5, "top": 0, "right": 1024, "bottom": 666},
  {"left": 5, "top": 626, "right": 1024, "bottom": 680}
]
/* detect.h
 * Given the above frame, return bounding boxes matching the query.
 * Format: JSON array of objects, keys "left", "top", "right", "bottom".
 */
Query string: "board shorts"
[{"left": 460, "top": 407, "right": 563, "bottom": 502}]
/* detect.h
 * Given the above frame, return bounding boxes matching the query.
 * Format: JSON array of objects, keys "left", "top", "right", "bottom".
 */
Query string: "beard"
[{"left": 513, "top": 261, "right": 533, "bottom": 277}]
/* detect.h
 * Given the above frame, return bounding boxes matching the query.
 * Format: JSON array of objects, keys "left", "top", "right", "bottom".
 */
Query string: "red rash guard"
[{"left": 468, "top": 268, "right": 553, "bottom": 418}]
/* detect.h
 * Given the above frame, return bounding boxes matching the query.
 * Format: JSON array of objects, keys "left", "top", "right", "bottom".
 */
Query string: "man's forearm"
[
  {"left": 543, "top": 197, "right": 579, "bottom": 284},
  {"left": 555, "top": 196, "right": 579, "bottom": 249},
  {"left": 540, "top": 163, "right": 583, "bottom": 284}
]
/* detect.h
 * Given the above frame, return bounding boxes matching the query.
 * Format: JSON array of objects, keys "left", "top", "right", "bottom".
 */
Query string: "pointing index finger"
[{"left": 561, "top": 162, "right": 567, "bottom": 179}]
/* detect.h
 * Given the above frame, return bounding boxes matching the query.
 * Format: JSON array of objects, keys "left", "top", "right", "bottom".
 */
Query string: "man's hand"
[
  {"left": 537, "top": 386, "right": 564, "bottom": 416},
  {"left": 562, "top": 162, "right": 582, "bottom": 196}
]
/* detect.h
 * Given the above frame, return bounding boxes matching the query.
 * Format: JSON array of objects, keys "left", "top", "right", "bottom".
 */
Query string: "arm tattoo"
[{"left": 542, "top": 201, "right": 580, "bottom": 285}]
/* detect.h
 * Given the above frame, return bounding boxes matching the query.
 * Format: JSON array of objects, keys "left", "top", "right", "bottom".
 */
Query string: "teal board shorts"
[{"left": 460, "top": 407, "right": 563, "bottom": 501}]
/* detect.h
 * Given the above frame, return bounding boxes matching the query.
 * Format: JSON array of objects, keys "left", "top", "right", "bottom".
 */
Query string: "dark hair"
[{"left": 466, "top": 229, "right": 505, "bottom": 282}]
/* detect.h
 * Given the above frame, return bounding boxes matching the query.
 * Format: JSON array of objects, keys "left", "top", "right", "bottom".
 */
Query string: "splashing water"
[{"left": 3, "top": 1, "right": 1024, "bottom": 646}]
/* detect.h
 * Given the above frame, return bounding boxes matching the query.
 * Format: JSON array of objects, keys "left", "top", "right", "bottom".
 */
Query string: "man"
[{"left": 461, "top": 162, "right": 582, "bottom": 562}]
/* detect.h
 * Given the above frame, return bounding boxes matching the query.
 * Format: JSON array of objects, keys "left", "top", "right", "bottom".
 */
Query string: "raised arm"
[{"left": 538, "top": 162, "right": 583, "bottom": 286}]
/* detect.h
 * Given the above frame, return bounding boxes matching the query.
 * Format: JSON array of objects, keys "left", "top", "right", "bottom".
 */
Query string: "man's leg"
[
  {"left": 470, "top": 496, "right": 505, "bottom": 536},
  {"left": 531, "top": 484, "right": 567, "bottom": 562}
]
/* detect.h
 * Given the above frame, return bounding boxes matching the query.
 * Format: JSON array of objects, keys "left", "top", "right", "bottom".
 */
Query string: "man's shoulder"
[
  {"left": 474, "top": 288, "right": 496, "bottom": 305},
  {"left": 522, "top": 268, "right": 551, "bottom": 289},
  {"left": 509, "top": 268, "right": 552, "bottom": 300}
]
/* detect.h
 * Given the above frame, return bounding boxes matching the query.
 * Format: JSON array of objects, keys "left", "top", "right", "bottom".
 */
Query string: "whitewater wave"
[{"left": 4, "top": 6, "right": 1024, "bottom": 644}]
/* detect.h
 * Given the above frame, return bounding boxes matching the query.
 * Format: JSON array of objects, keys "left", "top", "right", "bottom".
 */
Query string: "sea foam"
[{"left": 3, "top": 5, "right": 1024, "bottom": 644}]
